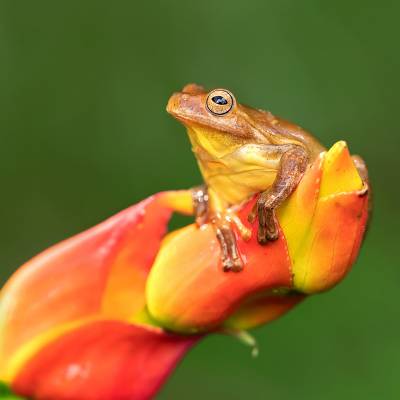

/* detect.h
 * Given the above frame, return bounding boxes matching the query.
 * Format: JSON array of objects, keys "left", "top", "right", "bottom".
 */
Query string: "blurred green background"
[{"left": 0, "top": 1, "right": 398, "bottom": 399}]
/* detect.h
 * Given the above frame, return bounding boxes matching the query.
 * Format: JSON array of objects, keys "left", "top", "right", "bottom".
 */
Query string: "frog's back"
[{"left": 241, "top": 105, "right": 326, "bottom": 159}]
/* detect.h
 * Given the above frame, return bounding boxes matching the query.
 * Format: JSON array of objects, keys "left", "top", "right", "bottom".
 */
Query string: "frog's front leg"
[{"left": 249, "top": 146, "right": 309, "bottom": 244}]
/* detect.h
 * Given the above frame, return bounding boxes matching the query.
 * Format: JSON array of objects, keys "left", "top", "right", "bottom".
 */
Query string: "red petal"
[
  {"left": 0, "top": 193, "right": 178, "bottom": 375},
  {"left": 12, "top": 321, "right": 198, "bottom": 400}
]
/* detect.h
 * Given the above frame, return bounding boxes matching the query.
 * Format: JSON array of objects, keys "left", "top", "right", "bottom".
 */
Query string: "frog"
[{"left": 167, "top": 83, "right": 369, "bottom": 272}]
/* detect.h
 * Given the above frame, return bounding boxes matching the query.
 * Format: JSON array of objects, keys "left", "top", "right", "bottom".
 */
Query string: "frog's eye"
[{"left": 206, "top": 89, "right": 234, "bottom": 116}]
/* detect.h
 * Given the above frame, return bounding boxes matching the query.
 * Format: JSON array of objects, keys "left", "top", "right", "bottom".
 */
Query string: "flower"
[
  {"left": 146, "top": 141, "right": 369, "bottom": 332},
  {"left": 0, "top": 141, "right": 369, "bottom": 399}
]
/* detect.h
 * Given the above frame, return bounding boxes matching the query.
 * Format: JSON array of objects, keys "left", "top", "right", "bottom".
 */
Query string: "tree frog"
[{"left": 167, "top": 84, "right": 368, "bottom": 272}]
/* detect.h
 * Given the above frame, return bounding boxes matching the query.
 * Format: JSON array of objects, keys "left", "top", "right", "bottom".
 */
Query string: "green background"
[{"left": 0, "top": 1, "right": 398, "bottom": 399}]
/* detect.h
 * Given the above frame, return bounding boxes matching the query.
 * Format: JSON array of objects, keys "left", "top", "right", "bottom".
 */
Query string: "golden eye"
[{"left": 206, "top": 89, "right": 234, "bottom": 115}]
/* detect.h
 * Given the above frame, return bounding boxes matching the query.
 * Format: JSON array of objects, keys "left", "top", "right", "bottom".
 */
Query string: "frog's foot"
[
  {"left": 212, "top": 209, "right": 251, "bottom": 272},
  {"left": 215, "top": 225, "right": 244, "bottom": 272},
  {"left": 248, "top": 194, "right": 279, "bottom": 245},
  {"left": 191, "top": 184, "right": 209, "bottom": 226}
]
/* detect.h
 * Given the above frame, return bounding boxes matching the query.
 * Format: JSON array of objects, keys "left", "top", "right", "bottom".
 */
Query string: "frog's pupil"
[{"left": 212, "top": 95, "right": 228, "bottom": 105}]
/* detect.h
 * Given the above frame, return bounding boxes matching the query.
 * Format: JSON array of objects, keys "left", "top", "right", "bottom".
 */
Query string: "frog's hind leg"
[
  {"left": 192, "top": 184, "right": 243, "bottom": 272},
  {"left": 215, "top": 224, "right": 244, "bottom": 272}
]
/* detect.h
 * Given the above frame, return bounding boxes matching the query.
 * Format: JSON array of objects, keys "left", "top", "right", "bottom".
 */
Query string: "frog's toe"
[
  {"left": 247, "top": 209, "right": 257, "bottom": 224},
  {"left": 257, "top": 227, "right": 279, "bottom": 244},
  {"left": 222, "top": 256, "right": 244, "bottom": 273},
  {"left": 265, "top": 222, "right": 279, "bottom": 241},
  {"left": 257, "top": 211, "right": 279, "bottom": 244},
  {"left": 231, "top": 256, "right": 244, "bottom": 272},
  {"left": 257, "top": 225, "right": 269, "bottom": 244}
]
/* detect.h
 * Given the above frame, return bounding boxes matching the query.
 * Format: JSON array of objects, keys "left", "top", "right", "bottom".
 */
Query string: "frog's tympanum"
[
  {"left": 167, "top": 84, "right": 368, "bottom": 272},
  {"left": 0, "top": 84, "right": 370, "bottom": 400}
]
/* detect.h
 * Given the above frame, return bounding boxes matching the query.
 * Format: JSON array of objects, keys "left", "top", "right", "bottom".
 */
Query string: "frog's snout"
[
  {"left": 166, "top": 92, "right": 181, "bottom": 116},
  {"left": 167, "top": 86, "right": 209, "bottom": 124},
  {"left": 167, "top": 83, "right": 206, "bottom": 118},
  {"left": 166, "top": 92, "right": 198, "bottom": 120}
]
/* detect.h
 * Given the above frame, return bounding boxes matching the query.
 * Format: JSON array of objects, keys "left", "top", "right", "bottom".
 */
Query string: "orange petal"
[
  {"left": 292, "top": 191, "right": 369, "bottom": 293},
  {"left": 0, "top": 191, "right": 190, "bottom": 378},
  {"left": 146, "top": 198, "right": 293, "bottom": 333},
  {"left": 12, "top": 320, "right": 198, "bottom": 400}
]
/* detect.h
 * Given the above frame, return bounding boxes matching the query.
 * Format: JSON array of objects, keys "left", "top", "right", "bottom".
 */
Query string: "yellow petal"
[
  {"left": 277, "top": 153, "right": 323, "bottom": 258},
  {"left": 319, "top": 141, "right": 363, "bottom": 198}
]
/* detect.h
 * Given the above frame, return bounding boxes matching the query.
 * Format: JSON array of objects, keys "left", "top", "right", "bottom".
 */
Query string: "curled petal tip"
[{"left": 320, "top": 141, "right": 364, "bottom": 198}]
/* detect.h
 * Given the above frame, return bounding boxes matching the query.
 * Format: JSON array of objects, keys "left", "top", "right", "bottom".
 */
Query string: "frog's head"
[{"left": 167, "top": 84, "right": 268, "bottom": 144}]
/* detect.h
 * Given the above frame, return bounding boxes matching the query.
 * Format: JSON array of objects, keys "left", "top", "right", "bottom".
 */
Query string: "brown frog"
[{"left": 167, "top": 84, "right": 368, "bottom": 272}]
